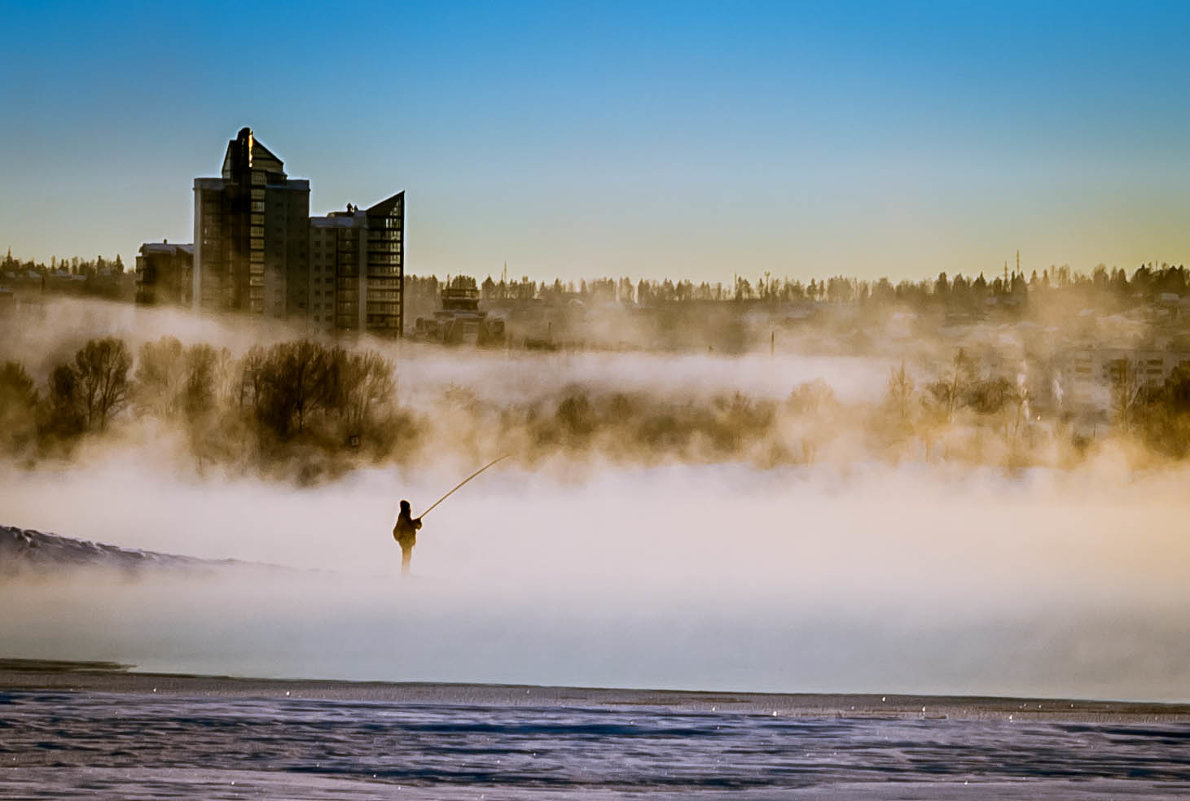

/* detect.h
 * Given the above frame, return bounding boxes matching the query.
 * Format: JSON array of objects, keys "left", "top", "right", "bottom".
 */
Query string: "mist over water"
[
  {"left": 5, "top": 456, "right": 1190, "bottom": 700},
  {"left": 3, "top": 298, "right": 1190, "bottom": 701}
]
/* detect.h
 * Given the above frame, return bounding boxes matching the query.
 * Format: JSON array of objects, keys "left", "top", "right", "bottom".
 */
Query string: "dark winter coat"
[{"left": 393, "top": 510, "right": 422, "bottom": 549}]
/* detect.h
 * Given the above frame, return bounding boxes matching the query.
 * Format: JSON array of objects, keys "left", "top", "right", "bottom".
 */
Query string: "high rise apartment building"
[
  {"left": 309, "top": 192, "right": 406, "bottom": 336},
  {"left": 193, "top": 128, "right": 310, "bottom": 318},
  {"left": 189, "top": 128, "right": 405, "bottom": 336}
]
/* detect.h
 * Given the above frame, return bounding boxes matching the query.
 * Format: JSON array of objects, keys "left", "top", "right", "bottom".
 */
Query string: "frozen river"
[{"left": 4, "top": 674, "right": 1190, "bottom": 800}]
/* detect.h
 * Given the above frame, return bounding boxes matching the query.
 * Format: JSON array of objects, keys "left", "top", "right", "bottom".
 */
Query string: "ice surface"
[{"left": 2, "top": 682, "right": 1189, "bottom": 800}]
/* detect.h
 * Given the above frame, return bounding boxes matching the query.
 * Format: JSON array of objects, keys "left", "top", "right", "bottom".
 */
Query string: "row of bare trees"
[
  {"left": 0, "top": 337, "right": 415, "bottom": 481},
  {"left": 238, "top": 341, "right": 399, "bottom": 447},
  {"left": 1108, "top": 363, "right": 1190, "bottom": 458},
  {"left": 6, "top": 336, "right": 1190, "bottom": 479},
  {"left": 2, "top": 337, "right": 136, "bottom": 451}
]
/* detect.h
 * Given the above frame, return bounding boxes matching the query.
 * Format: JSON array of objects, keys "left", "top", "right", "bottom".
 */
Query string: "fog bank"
[
  {"left": 3, "top": 456, "right": 1189, "bottom": 701},
  {"left": 3, "top": 296, "right": 1189, "bottom": 700}
]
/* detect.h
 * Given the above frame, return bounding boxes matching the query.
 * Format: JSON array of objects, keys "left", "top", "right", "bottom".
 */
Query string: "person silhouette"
[{"left": 392, "top": 499, "right": 423, "bottom": 576}]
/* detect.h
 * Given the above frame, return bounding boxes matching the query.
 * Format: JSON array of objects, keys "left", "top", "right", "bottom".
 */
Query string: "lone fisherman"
[{"left": 392, "top": 499, "right": 423, "bottom": 576}]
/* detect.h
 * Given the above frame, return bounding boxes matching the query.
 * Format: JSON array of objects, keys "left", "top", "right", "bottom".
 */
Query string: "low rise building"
[
  {"left": 415, "top": 284, "right": 505, "bottom": 346},
  {"left": 135, "top": 242, "right": 193, "bottom": 306}
]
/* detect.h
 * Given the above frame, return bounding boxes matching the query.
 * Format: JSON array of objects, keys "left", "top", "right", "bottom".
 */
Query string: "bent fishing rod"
[{"left": 417, "top": 454, "right": 510, "bottom": 519}]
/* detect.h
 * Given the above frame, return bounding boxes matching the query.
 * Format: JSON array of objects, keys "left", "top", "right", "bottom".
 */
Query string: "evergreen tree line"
[
  {"left": 406, "top": 262, "right": 1190, "bottom": 310},
  {"left": 2, "top": 249, "right": 126, "bottom": 277},
  {"left": 5, "top": 249, "right": 1186, "bottom": 318}
]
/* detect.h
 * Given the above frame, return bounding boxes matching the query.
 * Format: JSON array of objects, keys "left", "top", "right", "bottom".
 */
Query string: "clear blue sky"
[{"left": 2, "top": 0, "right": 1188, "bottom": 282}]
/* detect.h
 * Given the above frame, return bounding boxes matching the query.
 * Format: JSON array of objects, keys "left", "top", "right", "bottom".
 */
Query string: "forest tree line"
[
  {"left": 406, "top": 262, "right": 1190, "bottom": 312},
  {"left": 2, "top": 249, "right": 127, "bottom": 277},
  {"left": 6, "top": 247, "right": 1187, "bottom": 320}
]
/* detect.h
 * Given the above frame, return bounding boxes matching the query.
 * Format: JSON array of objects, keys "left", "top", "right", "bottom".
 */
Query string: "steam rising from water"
[
  {"left": 4, "top": 457, "right": 1190, "bottom": 700},
  {"left": 2, "top": 298, "right": 1190, "bottom": 700}
]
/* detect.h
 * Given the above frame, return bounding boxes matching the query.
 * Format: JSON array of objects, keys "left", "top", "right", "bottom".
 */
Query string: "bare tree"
[
  {"left": 886, "top": 362, "right": 915, "bottom": 425},
  {"left": 251, "top": 340, "right": 337, "bottom": 439},
  {"left": 73, "top": 337, "right": 131, "bottom": 431},
  {"left": 338, "top": 351, "right": 396, "bottom": 433},
  {"left": 181, "top": 343, "right": 226, "bottom": 421},
  {"left": 0, "top": 361, "right": 38, "bottom": 453},
  {"left": 42, "top": 363, "right": 86, "bottom": 442},
  {"left": 1109, "top": 358, "right": 1143, "bottom": 432},
  {"left": 134, "top": 336, "right": 186, "bottom": 416}
]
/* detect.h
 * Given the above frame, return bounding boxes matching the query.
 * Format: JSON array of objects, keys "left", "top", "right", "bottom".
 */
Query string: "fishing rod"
[{"left": 417, "top": 454, "right": 510, "bottom": 519}]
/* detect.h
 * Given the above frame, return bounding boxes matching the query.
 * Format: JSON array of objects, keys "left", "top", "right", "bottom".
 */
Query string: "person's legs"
[{"left": 401, "top": 546, "right": 412, "bottom": 575}]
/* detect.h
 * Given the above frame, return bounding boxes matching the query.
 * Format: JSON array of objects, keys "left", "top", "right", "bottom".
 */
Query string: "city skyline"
[{"left": 3, "top": 1, "right": 1189, "bottom": 282}]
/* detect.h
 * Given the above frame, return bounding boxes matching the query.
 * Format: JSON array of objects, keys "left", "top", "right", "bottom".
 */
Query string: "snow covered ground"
[{"left": 0, "top": 525, "right": 255, "bottom": 574}]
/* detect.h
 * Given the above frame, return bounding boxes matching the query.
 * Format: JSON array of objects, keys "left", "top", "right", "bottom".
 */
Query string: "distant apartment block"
[
  {"left": 1060, "top": 347, "right": 1190, "bottom": 417},
  {"left": 185, "top": 128, "right": 405, "bottom": 336},
  {"left": 309, "top": 193, "right": 406, "bottom": 336},
  {"left": 135, "top": 241, "right": 193, "bottom": 306}
]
